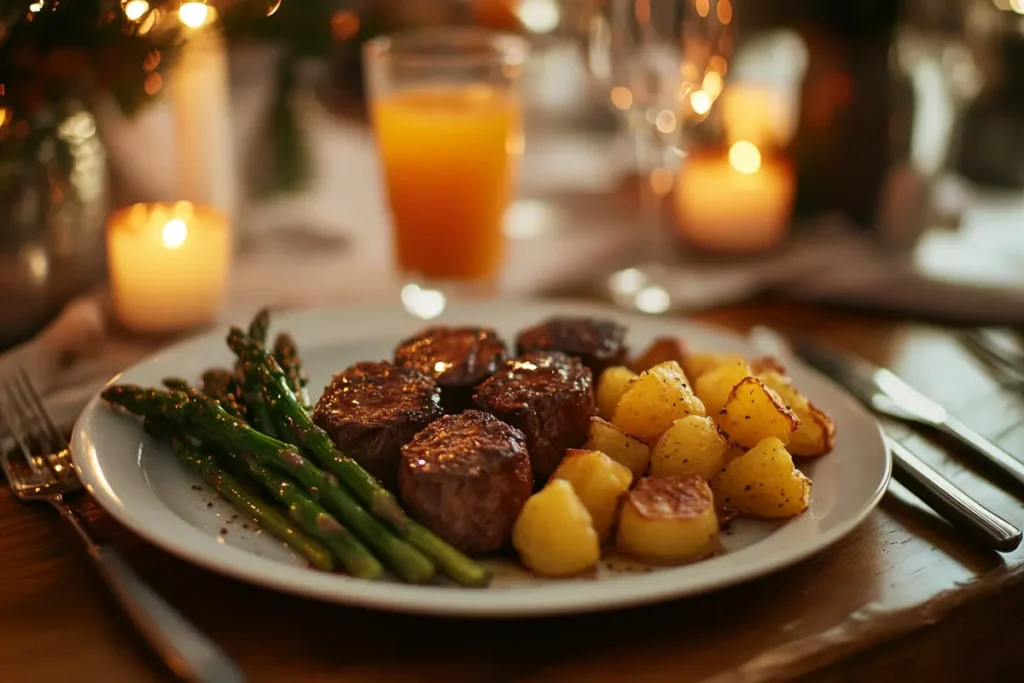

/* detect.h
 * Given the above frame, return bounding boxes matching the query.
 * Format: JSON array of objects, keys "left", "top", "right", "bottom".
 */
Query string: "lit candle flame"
[
  {"left": 162, "top": 219, "right": 188, "bottom": 249},
  {"left": 178, "top": 1, "right": 209, "bottom": 28},
  {"left": 729, "top": 141, "right": 762, "bottom": 175}
]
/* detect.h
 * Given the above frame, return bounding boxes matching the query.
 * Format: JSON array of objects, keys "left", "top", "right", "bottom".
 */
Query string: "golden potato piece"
[
  {"left": 512, "top": 479, "right": 601, "bottom": 577},
  {"left": 683, "top": 352, "right": 746, "bottom": 381},
  {"left": 630, "top": 337, "right": 687, "bottom": 373},
  {"left": 596, "top": 366, "right": 637, "bottom": 420},
  {"left": 551, "top": 449, "right": 633, "bottom": 542},
  {"left": 650, "top": 415, "right": 729, "bottom": 480},
  {"left": 710, "top": 437, "right": 811, "bottom": 518},
  {"left": 693, "top": 359, "right": 752, "bottom": 415},
  {"left": 584, "top": 417, "right": 651, "bottom": 479},
  {"left": 612, "top": 361, "right": 706, "bottom": 444},
  {"left": 750, "top": 355, "right": 786, "bottom": 375},
  {"left": 617, "top": 475, "right": 719, "bottom": 563},
  {"left": 716, "top": 377, "right": 800, "bottom": 448},
  {"left": 757, "top": 371, "right": 836, "bottom": 457}
]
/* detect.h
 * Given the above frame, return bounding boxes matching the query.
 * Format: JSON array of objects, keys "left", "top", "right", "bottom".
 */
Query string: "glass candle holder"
[{"left": 107, "top": 201, "right": 231, "bottom": 334}]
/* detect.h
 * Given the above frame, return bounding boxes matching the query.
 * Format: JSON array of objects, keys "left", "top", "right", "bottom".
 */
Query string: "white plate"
[{"left": 71, "top": 299, "right": 890, "bottom": 617}]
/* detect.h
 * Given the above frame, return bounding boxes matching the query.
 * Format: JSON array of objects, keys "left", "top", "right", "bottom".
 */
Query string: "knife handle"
[
  {"left": 888, "top": 438, "right": 1022, "bottom": 552},
  {"left": 938, "top": 415, "right": 1024, "bottom": 490}
]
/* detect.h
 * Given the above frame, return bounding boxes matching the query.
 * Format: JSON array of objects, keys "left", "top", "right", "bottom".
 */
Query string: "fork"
[
  {"left": 960, "top": 329, "right": 1024, "bottom": 388},
  {"left": 0, "top": 369, "right": 246, "bottom": 683}
]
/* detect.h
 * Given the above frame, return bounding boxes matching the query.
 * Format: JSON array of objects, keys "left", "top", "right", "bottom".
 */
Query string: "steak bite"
[
  {"left": 313, "top": 361, "right": 442, "bottom": 491},
  {"left": 515, "top": 317, "right": 628, "bottom": 375},
  {"left": 399, "top": 410, "right": 532, "bottom": 555},
  {"left": 394, "top": 326, "right": 508, "bottom": 412},
  {"left": 474, "top": 351, "right": 596, "bottom": 482}
]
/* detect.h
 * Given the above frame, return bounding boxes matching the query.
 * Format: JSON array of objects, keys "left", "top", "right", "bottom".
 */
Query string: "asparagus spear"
[
  {"left": 142, "top": 416, "right": 335, "bottom": 572},
  {"left": 227, "top": 328, "right": 492, "bottom": 587},
  {"left": 199, "top": 368, "right": 247, "bottom": 420},
  {"left": 272, "top": 332, "right": 310, "bottom": 411},
  {"left": 102, "top": 385, "right": 436, "bottom": 583},
  {"left": 161, "top": 377, "right": 191, "bottom": 391},
  {"left": 248, "top": 307, "right": 272, "bottom": 345}
]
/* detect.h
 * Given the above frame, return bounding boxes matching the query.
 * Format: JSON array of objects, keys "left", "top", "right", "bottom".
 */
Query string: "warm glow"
[
  {"left": 162, "top": 219, "right": 188, "bottom": 249},
  {"left": 649, "top": 168, "right": 674, "bottom": 196},
  {"left": 655, "top": 109, "right": 676, "bottom": 134},
  {"left": 709, "top": 55, "right": 728, "bottom": 75},
  {"left": 729, "top": 141, "right": 761, "bottom": 175},
  {"left": 143, "top": 72, "right": 162, "bottom": 95},
  {"left": 28, "top": 1, "right": 43, "bottom": 12},
  {"left": 702, "top": 71, "right": 723, "bottom": 99},
  {"left": 178, "top": 1, "right": 209, "bottom": 28},
  {"left": 717, "top": 0, "right": 733, "bottom": 24},
  {"left": 1010, "top": 0, "right": 1024, "bottom": 13},
  {"left": 690, "top": 90, "right": 711, "bottom": 115},
  {"left": 611, "top": 86, "right": 633, "bottom": 110},
  {"left": 331, "top": 11, "right": 360, "bottom": 41},
  {"left": 265, "top": 0, "right": 282, "bottom": 16},
  {"left": 695, "top": 0, "right": 710, "bottom": 18},
  {"left": 143, "top": 50, "right": 161, "bottom": 72},
  {"left": 518, "top": 0, "right": 560, "bottom": 33},
  {"left": 123, "top": 0, "right": 148, "bottom": 20},
  {"left": 401, "top": 284, "right": 447, "bottom": 320},
  {"left": 0, "top": 108, "right": 7, "bottom": 128}
]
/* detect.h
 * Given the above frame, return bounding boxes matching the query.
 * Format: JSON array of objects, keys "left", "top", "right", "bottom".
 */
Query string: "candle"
[
  {"left": 107, "top": 202, "right": 231, "bottom": 334},
  {"left": 170, "top": 3, "right": 238, "bottom": 222},
  {"left": 675, "top": 141, "right": 794, "bottom": 254}
]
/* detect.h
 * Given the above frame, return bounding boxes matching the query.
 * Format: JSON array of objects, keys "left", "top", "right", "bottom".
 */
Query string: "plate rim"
[{"left": 71, "top": 298, "right": 892, "bottom": 617}]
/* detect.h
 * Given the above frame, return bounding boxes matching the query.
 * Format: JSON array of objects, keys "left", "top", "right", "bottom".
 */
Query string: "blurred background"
[{"left": 1, "top": 0, "right": 1023, "bottom": 350}]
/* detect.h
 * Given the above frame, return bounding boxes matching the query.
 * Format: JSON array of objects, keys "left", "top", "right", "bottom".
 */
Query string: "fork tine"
[
  {"left": 960, "top": 331, "right": 1024, "bottom": 385},
  {"left": 14, "top": 368, "right": 68, "bottom": 456},
  {"left": 0, "top": 376, "right": 46, "bottom": 478}
]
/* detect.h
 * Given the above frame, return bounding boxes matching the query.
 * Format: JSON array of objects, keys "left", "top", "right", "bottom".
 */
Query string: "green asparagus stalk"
[
  {"left": 248, "top": 307, "right": 272, "bottom": 345},
  {"left": 199, "top": 368, "right": 246, "bottom": 420},
  {"left": 216, "top": 446, "right": 382, "bottom": 579},
  {"left": 142, "top": 416, "right": 335, "bottom": 572},
  {"left": 162, "top": 377, "right": 191, "bottom": 391},
  {"left": 226, "top": 328, "right": 491, "bottom": 587},
  {"left": 102, "top": 385, "right": 436, "bottom": 583},
  {"left": 272, "top": 332, "right": 310, "bottom": 410}
]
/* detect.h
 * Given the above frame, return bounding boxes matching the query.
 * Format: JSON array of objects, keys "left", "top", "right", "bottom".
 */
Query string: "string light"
[{"left": 123, "top": 0, "right": 148, "bottom": 21}]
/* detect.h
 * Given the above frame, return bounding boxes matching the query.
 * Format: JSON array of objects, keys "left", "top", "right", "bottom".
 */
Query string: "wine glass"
[{"left": 587, "top": 0, "right": 735, "bottom": 266}]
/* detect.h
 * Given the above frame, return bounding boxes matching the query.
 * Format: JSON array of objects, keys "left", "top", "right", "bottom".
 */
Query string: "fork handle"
[{"left": 88, "top": 545, "right": 247, "bottom": 683}]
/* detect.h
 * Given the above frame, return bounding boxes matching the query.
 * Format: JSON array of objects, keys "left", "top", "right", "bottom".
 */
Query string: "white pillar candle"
[
  {"left": 170, "top": 3, "right": 238, "bottom": 222},
  {"left": 675, "top": 142, "right": 795, "bottom": 254},
  {"left": 107, "top": 202, "right": 232, "bottom": 334}
]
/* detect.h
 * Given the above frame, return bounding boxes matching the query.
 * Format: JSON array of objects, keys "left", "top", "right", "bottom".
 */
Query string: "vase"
[{"left": 0, "top": 98, "right": 109, "bottom": 348}]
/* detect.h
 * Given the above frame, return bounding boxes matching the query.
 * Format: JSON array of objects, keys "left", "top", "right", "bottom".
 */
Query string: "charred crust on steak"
[
  {"left": 395, "top": 326, "right": 508, "bottom": 413},
  {"left": 516, "top": 316, "right": 628, "bottom": 374},
  {"left": 313, "top": 361, "right": 442, "bottom": 490},
  {"left": 399, "top": 410, "right": 532, "bottom": 555},
  {"left": 473, "top": 351, "right": 596, "bottom": 482}
]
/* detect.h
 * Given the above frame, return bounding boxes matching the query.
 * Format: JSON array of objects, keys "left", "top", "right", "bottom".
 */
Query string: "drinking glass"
[
  {"left": 587, "top": 0, "right": 735, "bottom": 256},
  {"left": 363, "top": 28, "right": 529, "bottom": 303}
]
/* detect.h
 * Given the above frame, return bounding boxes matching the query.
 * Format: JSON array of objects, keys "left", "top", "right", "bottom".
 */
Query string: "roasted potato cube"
[
  {"left": 596, "top": 366, "right": 637, "bottom": 420},
  {"left": 551, "top": 449, "right": 633, "bottom": 541},
  {"left": 584, "top": 417, "right": 651, "bottom": 479},
  {"left": 683, "top": 352, "right": 746, "bottom": 381},
  {"left": 612, "top": 361, "right": 706, "bottom": 444},
  {"left": 693, "top": 359, "right": 753, "bottom": 415},
  {"left": 630, "top": 337, "right": 687, "bottom": 373},
  {"left": 650, "top": 415, "right": 729, "bottom": 480},
  {"left": 710, "top": 437, "right": 811, "bottom": 518},
  {"left": 512, "top": 479, "right": 601, "bottom": 576},
  {"left": 616, "top": 475, "right": 719, "bottom": 563},
  {"left": 716, "top": 377, "right": 800, "bottom": 448},
  {"left": 758, "top": 371, "right": 836, "bottom": 457},
  {"left": 750, "top": 356, "right": 786, "bottom": 375}
]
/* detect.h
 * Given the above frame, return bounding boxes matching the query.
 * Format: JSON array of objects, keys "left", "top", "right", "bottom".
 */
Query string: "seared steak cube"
[{"left": 516, "top": 316, "right": 629, "bottom": 375}]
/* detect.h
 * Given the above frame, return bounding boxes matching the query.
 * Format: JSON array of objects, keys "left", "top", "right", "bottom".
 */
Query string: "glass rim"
[{"left": 362, "top": 27, "right": 530, "bottom": 67}]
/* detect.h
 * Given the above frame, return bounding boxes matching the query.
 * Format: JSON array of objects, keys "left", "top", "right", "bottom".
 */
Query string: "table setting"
[{"left": 3, "top": 1, "right": 1024, "bottom": 682}]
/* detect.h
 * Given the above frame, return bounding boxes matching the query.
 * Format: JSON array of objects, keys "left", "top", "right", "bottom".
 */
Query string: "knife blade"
[{"left": 791, "top": 336, "right": 1024, "bottom": 491}]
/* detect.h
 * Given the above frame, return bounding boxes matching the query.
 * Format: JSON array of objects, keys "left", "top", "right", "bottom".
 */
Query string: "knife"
[
  {"left": 791, "top": 336, "right": 1024, "bottom": 491},
  {"left": 887, "top": 437, "right": 1021, "bottom": 551}
]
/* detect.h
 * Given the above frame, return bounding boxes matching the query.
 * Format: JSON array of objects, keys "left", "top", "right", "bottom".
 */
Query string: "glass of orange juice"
[{"left": 363, "top": 28, "right": 528, "bottom": 296}]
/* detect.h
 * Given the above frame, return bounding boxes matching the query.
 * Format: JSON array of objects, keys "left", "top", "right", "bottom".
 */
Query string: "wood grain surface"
[{"left": 2, "top": 301, "right": 1023, "bottom": 683}]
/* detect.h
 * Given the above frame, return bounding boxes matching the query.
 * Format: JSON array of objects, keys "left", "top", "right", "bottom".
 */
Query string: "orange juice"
[{"left": 372, "top": 85, "right": 522, "bottom": 281}]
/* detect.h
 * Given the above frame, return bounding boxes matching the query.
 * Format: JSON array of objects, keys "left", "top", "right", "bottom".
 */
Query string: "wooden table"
[{"left": 2, "top": 301, "right": 1023, "bottom": 683}]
